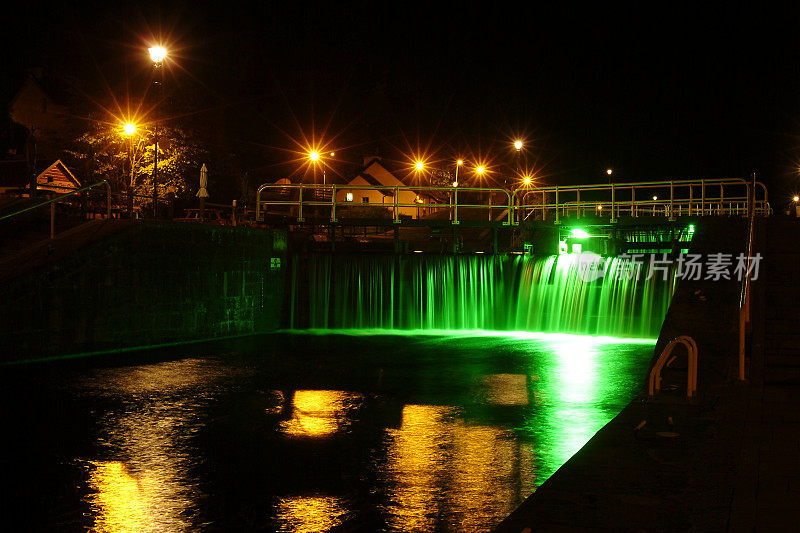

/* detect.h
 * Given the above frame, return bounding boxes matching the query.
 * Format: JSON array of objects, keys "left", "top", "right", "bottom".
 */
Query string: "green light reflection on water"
[
  {"left": 285, "top": 328, "right": 656, "bottom": 345},
  {"left": 286, "top": 328, "right": 654, "bottom": 489}
]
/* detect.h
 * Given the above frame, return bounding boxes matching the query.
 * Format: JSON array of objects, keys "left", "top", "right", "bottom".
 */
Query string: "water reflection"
[
  {"left": 78, "top": 359, "right": 216, "bottom": 532},
  {"left": 279, "top": 390, "right": 363, "bottom": 438},
  {"left": 87, "top": 461, "right": 192, "bottom": 533},
  {"left": 8, "top": 332, "right": 653, "bottom": 532},
  {"left": 383, "top": 404, "right": 536, "bottom": 531},
  {"left": 274, "top": 495, "right": 347, "bottom": 532}
]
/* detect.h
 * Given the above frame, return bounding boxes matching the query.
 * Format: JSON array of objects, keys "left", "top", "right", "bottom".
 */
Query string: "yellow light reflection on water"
[
  {"left": 384, "top": 404, "right": 535, "bottom": 531},
  {"left": 87, "top": 461, "right": 192, "bottom": 533},
  {"left": 280, "top": 390, "right": 362, "bottom": 438},
  {"left": 274, "top": 495, "right": 347, "bottom": 532}
]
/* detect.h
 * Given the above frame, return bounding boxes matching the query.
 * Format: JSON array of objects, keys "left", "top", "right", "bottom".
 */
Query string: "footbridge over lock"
[{"left": 255, "top": 177, "right": 769, "bottom": 254}]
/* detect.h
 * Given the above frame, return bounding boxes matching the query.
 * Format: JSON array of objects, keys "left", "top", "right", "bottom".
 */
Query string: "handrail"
[
  {"left": 738, "top": 173, "right": 757, "bottom": 380},
  {"left": 254, "top": 178, "right": 770, "bottom": 227},
  {"left": 255, "top": 183, "right": 513, "bottom": 225},
  {"left": 0, "top": 181, "right": 111, "bottom": 222},
  {"left": 649, "top": 335, "right": 698, "bottom": 397},
  {"left": 511, "top": 177, "right": 769, "bottom": 224}
]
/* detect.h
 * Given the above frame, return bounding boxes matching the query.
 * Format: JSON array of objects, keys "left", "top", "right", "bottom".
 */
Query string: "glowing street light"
[
  {"left": 307, "top": 149, "right": 334, "bottom": 184},
  {"left": 606, "top": 169, "right": 613, "bottom": 176},
  {"left": 121, "top": 122, "right": 139, "bottom": 217},
  {"left": 148, "top": 46, "right": 167, "bottom": 64},
  {"left": 523, "top": 176, "right": 532, "bottom": 186},
  {"left": 475, "top": 165, "right": 485, "bottom": 176},
  {"left": 415, "top": 161, "right": 424, "bottom": 171},
  {"left": 149, "top": 45, "right": 167, "bottom": 217},
  {"left": 652, "top": 195, "right": 658, "bottom": 201},
  {"left": 794, "top": 196, "right": 799, "bottom": 203},
  {"left": 514, "top": 140, "right": 523, "bottom": 151}
]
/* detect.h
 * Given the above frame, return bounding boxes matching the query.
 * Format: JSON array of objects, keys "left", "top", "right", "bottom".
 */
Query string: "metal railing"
[
  {"left": 0, "top": 181, "right": 112, "bottom": 239},
  {"left": 256, "top": 183, "right": 513, "bottom": 225},
  {"left": 649, "top": 335, "right": 698, "bottom": 397},
  {"left": 256, "top": 178, "right": 769, "bottom": 226},
  {"left": 738, "top": 174, "right": 757, "bottom": 381},
  {"left": 511, "top": 178, "right": 769, "bottom": 224}
]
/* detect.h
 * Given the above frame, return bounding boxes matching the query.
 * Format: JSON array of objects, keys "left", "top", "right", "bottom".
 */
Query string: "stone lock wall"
[{"left": 0, "top": 222, "right": 286, "bottom": 362}]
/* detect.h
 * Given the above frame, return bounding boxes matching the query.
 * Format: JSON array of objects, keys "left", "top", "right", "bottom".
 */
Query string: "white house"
[{"left": 336, "top": 157, "right": 442, "bottom": 219}]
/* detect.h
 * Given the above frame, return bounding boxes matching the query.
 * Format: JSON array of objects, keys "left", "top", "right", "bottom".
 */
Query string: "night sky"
[{"left": 4, "top": 3, "right": 800, "bottom": 199}]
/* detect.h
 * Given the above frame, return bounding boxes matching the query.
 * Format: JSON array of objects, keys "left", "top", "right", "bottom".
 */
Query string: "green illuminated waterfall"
[{"left": 291, "top": 254, "right": 676, "bottom": 338}]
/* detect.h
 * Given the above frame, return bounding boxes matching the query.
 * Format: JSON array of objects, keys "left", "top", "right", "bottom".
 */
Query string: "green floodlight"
[
  {"left": 571, "top": 228, "right": 590, "bottom": 239},
  {"left": 687, "top": 224, "right": 695, "bottom": 236}
]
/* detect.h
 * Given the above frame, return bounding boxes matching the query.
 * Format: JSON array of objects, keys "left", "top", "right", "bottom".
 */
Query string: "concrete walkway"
[
  {"left": 496, "top": 377, "right": 800, "bottom": 532},
  {"left": 498, "top": 219, "right": 800, "bottom": 532}
]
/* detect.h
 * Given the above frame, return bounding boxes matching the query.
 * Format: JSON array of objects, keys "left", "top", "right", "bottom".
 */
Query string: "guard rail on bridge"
[{"left": 256, "top": 178, "right": 769, "bottom": 226}]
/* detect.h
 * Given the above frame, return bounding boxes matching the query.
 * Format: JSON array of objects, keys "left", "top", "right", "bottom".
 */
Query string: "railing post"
[
  {"left": 453, "top": 187, "right": 459, "bottom": 225},
  {"left": 632, "top": 186, "right": 636, "bottom": 217},
  {"left": 720, "top": 185, "right": 725, "bottom": 215},
  {"left": 331, "top": 185, "right": 337, "bottom": 222},
  {"left": 542, "top": 190, "right": 547, "bottom": 221},
  {"left": 701, "top": 181, "right": 706, "bottom": 215},
  {"left": 554, "top": 186, "right": 560, "bottom": 225},
  {"left": 394, "top": 186, "right": 401, "bottom": 223},
  {"left": 298, "top": 185, "right": 304, "bottom": 222},
  {"left": 668, "top": 181, "right": 675, "bottom": 221},
  {"left": 689, "top": 185, "right": 693, "bottom": 216},
  {"left": 576, "top": 189, "right": 581, "bottom": 219},
  {"left": 610, "top": 183, "right": 617, "bottom": 223}
]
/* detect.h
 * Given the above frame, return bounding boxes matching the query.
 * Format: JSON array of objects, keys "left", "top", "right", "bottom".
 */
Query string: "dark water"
[{"left": 1, "top": 330, "right": 654, "bottom": 532}]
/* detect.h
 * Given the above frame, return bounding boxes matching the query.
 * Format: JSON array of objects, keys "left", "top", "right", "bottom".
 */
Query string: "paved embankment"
[{"left": 498, "top": 218, "right": 800, "bottom": 531}]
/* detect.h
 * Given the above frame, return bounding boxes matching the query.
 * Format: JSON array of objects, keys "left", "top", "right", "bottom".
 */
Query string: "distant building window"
[
  {"left": 362, "top": 197, "right": 369, "bottom": 204},
  {"left": 346, "top": 192, "right": 353, "bottom": 202}
]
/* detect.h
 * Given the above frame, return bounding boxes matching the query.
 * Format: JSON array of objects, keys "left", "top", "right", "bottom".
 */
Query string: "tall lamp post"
[
  {"left": 149, "top": 46, "right": 166, "bottom": 218},
  {"left": 122, "top": 123, "right": 137, "bottom": 217},
  {"left": 513, "top": 140, "right": 523, "bottom": 174}
]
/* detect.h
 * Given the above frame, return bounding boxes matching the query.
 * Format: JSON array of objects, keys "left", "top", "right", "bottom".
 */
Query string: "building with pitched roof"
[{"left": 337, "top": 157, "right": 443, "bottom": 219}]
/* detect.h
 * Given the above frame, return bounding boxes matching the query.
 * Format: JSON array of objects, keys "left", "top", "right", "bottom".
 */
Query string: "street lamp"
[
  {"left": 122, "top": 123, "right": 138, "bottom": 217},
  {"left": 148, "top": 46, "right": 167, "bottom": 63},
  {"left": 149, "top": 45, "right": 167, "bottom": 218},
  {"left": 307, "top": 150, "right": 334, "bottom": 184},
  {"left": 454, "top": 159, "right": 463, "bottom": 186}
]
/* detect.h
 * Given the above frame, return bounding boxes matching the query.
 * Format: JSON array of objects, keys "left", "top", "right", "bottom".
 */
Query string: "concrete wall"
[{"left": 0, "top": 222, "right": 286, "bottom": 362}]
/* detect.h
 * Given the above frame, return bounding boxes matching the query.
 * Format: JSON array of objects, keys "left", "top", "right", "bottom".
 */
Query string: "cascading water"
[{"left": 291, "top": 254, "right": 676, "bottom": 338}]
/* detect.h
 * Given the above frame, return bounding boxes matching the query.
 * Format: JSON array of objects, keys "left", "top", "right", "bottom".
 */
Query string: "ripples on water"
[{"left": 0, "top": 331, "right": 653, "bottom": 532}]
